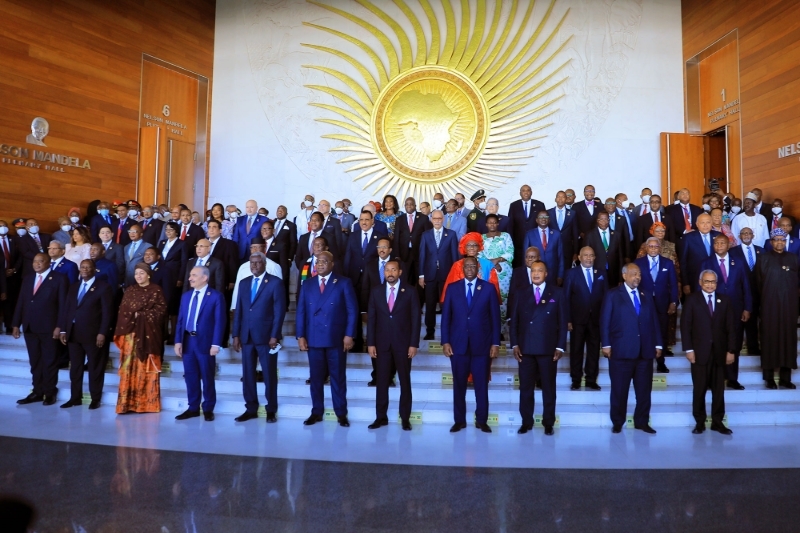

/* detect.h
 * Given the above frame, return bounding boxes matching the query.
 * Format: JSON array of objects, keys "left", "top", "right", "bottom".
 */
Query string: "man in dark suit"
[
  {"left": 89, "top": 201, "right": 117, "bottom": 243},
  {"left": 585, "top": 212, "right": 626, "bottom": 286},
  {"left": 548, "top": 191, "right": 577, "bottom": 271},
  {"left": 508, "top": 184, "right": 546, "bottom": 267},
  {"left": 571, "top": 184, "right": 603, "bottom": 246},
  {"left": 603, "top": 198, "right": 632, "bottom": 263},
  {"left": 682, "top": 270, "right": 737, "bottom": 435},
  {"left": 89, "top": 243, "right": 118, "bottom": 291},
  {"left": 766, "top": 200, "right": 796, "bottom": 236},
  {"left": 600, "top": 263, "right": 663, "bottom": 434},
  {"left": 350, "top": 204, "right": 389, "bottom": 235},
  {"left": 751, "top": 188, "right": 774, "bottom": 222},
  {"left": 174, "top": 265, "right": 227, "bottom": 421},
  {"left": 183, "top": 239, "right": 225, "bottom": 294},
  {"left": 729, "top": 227, "right": 763, "bottom": 358},
  {"left": 441, "top": 257, "right": 501, "bottom": 433},
  {"left": 57, "top": 259, "right": 113, "bottom": 409},
  {"left": 19, "top": 218, "right": 51, "bottom": 278},
  {"left": 344, "top": 211, "right": 386, "bottom": 351},
  {"left": 393, "top": 197, "right": 432, "bottom": 286},
  {"left": 113, "top": 203, "right": 136, "bottom": 247},
  {"left": 563, "top": 246, "right": 607, "bottom": 390},
  {"left": 296, "top": 212, "right": 342, "bottom": 269},
  {"left": 465, "top": 190, "right": 487, "bottom": 232},
  {"left": 635, "top": 238, "right": 679, "bottom": 373},
  {"left": 207, "top": 219, "right": 238, "bottom": 288},
  {"left": 679, "top": 213, "right": 720, "bottom": 295},
  {"left": 506, "top": 246, "right": 540, "bottom": 324},
  {"left": 476, "top": 198, "right": 511, "bottom": 234},
  {"left": 418, "top": 210, "right": 459, "bottom": 340},
  {"left": 271, "top": 205, "right": 298, "bottom": 296},
  {"left": 259, "top": 220, "right": 289, "bottom": 284},
  {"left": 523, "top": 211, "right": 564, "bottom": 285},
  {"left": 318, "top": 199, "right": 345, "bottom": 251},
  {"left": 140, "top": 206, "right": 164, "bottom": 246},
  {"left": 12, "top": 253, "right": 68, "bottom": 405},
  {"left": 296, "top": 251, "right": 359, "bottom": 427},
  {"left": 122, "top": 225, "right": 153, "bottom": 287},
  {"left": 764, "top": 216, "right": 800, "bottom": 254},
  {"left": 666, "top": 188, "right": 704, "bottom": 244},
  {"left": 232, "top": 252, "right": 286, "bottom": 423},
  {"left": 633, "top": 194, "right": 667, "bottom": 250},
  {"left": 510, "top": 261, "right": 567, "bottom": 435},
  {"left": 177, "top": 208, "right": 205, "bottom": 256},
  {"left": 143, "top": 247, "right": 172, "bottom": 304},
  {"left": 334, "top": 200, "right": 356, "bottom": 240},
  {"left": 233, "top": 200, "right": 268, "bottom": 261},
  {"left": 46, "top": 241, "right": 79, "bottom": 285},
  {"left": 367, "top": 260, "right": 420, "bottom": 430},
  {"left": 97, "top": 226, "right": 125, "bottom": 281},
  {"left": 0, "top": 220, "right": 23, "bottom": 334},
  {"left": 702, "top": 234, "right": 753, "bottom": 390}
]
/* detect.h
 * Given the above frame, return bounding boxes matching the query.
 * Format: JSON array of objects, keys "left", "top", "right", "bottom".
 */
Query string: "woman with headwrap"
[{"left": 440, "top": 232, "right": 501, "bottom": 304}]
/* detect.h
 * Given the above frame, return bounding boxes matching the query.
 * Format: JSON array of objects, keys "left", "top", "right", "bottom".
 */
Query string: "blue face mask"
[{"left": 98, "top": 209, "right": 109, "bottom": 217}]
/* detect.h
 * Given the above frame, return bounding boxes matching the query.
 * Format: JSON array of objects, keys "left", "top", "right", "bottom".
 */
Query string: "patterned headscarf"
[
  {"left": 649, "top": 221, "right": 667, "bottom": 236},
  {"left": 770, "top": 228, "right": 788, "bottom": 238},
  {"left": 459, "top": 232, "right": 484, "bottom": 256}
]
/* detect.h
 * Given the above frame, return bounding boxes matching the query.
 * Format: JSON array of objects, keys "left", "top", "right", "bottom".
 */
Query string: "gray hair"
[
  {"left": 487, "top": 197, "right": 499, "bottom": 205},
  {"left": 620, "top": 263, "right": 639, "bottom": 275},
  {"left": 430, "top": 209, "right": 444, "bottom": 218},
  {"left": 645, "top": 237, "right": 661, "bottom": 246},
  {"left": 191, "top": 265, "right": 210, "bottom": 278},
  {"left": 698, "top": 269, "right": 717, "bottom": 282},
  {"left": 50, "top": 240, "right": 65, "bottom": 250},
  {"left": 249, "top": 252, "right": 267, "bottom": 262}
]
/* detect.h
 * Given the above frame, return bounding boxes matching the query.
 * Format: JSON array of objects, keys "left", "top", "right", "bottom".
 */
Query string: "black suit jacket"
[
  {"left": 114, "top": 218, "right": 136, "bottom": 247},
  {"left": 584, "top": 227, "right": 626, "bottom": 286},
  {"left": 57, "top": 279, "right": 113, "bottom": 343},
  {"left": 265, "top": 238, "right": 290, "bottom": 281},
  {"left": 562, "top": 265, "right": 608, "bottom": 325},
  {"left": 13, "top": 271, "right": 68, "bottom": 333},
  {"left": 548, "top": 206, "right": 578, "bottom": 266},
  {"left": 680, "top": 291, "right": 737, "bottom": 365},
  {"left": 571, "top": 199, "right": 604, "bottom": 240},
  {"left": 90, "top": 214, "right": 117, "bottom": 243},
  {"left": 295, "top": 230, "right": 342, "bottom": 270},
  {"left": 272, "top": 218, "right": 298, "bottom": 265},
  {"left": 508, "top": 198, "right": 546, "bottom": 250},
  {"left": 366, "top": 281, "right": 421, "bottom": 351},
  {"left": 0, "top": 234, "right": 23, "bottom": 274},
  {"left": 182, "top": 256, "right": 225, "bottom": 294},
  {"left": 393, "top": 212, "right": 432, "bottom": 263},
  {"left": 507, "top": 266, "right": 531, "bottom": 321},
  {"left": 19, "top": 233, "right": 52, "bottom": 277},
  {"left": 359, "top": 256, "right": 405, "bottom": 311},
  {"left": 210, "top": 237, "right": 239, "bottom": 286},
  {"left": 101, "top": 241, "right": 126, "bottom": 280},
  {"left": 633, "top": 210, "right": 668, "bottom": 250},
  {"left": 665, "top": 203, "right": 703, "bottom": 243},
  {"left": 158, "top": 238, "right": 189, "bottom": 287},
  {"left": 178, "top": 224, "right": 204, "bottom": 254},
  {"left": 608, "top": 211, "right": 632, "bottom": 261},
  {"left": 148, "top": 263, "right": 173, "bottom": 307},
  {"left": 140, "top": 218, "right": 164, "bottom": 246}
]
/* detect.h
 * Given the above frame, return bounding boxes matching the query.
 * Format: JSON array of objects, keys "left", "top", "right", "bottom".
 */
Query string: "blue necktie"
[
  {"left": 558, "top": 209, "right": 564, "bottom": 230},
  {"left": 379, "top": 260, "right": 385, "bottom": 283},
  {"left": 703, "top": 233, "right": 710, "bottom": 255},
  {"left": 632, "top": 289, "right": 640, "bottom": 315},
  {"left": 650, "top": 258, "right": 658, "bottom": 282},
  {"left": 77, "top": 282, "right": 88, "bottom": 304},
  {"left": 524, "top": 203, "right": 528, "bottom": 218},
  {"left": 362, "top": 233, "right": 368, "bottom": 254},
  {"left": 585, "top": 268, "right": 592, "bottom": 291},
  {"left": 251, "top": 277, "right": 259, "bottom": 303},
  {"left": 467, "top": 281, "right": 473, "bottom": 307},
  {"left": 747, "top": 247, "right": 755, "bottom": 270},
  {"left": 187, "top": 290, "right": 200, "bottom": 331}
]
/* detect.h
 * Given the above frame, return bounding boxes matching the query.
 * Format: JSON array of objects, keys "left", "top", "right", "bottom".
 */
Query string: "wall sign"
[
  {"left": 0, "top": 116, "right": 92, "bottom": 172},
  {"left": 777, "top": 141, "right": 800, "bottom": 160}
]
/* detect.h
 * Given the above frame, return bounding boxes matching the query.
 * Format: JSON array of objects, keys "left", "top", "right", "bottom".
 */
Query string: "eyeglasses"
[{"left": 700, "top": 279, "right": 718, "bottom": 284}]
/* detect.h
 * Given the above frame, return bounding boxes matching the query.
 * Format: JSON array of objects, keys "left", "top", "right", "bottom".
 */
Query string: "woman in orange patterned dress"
[{"left": 114, "top": 263, "right": 167, "bottom": 414}]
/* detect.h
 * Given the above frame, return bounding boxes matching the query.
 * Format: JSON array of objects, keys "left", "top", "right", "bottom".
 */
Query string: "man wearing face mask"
[
  {"left": 0, "top": 220, "right": 21, "bottom": 334},
  {"left": 634, "top": 194, "right": 668, "bottom": 250},
  {"left": 317, "top": 199, "right": 344, "bottom": 249},
  {"left": 19, "top": 218, "right": 52, "bottom": 278},
  {"left": 334, "top": 201, "right": 355, "bottom": 238},
  {"left": 140, "top": 205, "right": 164, "bottom": 246},
  {"left": 768, "top": 199, "right": 797, "bottom": 236},
  {"left": 731, "top": 193, "right": 769, "bottom": 247},
  {"left": 635, "top": 188, "right": 653, "bottom": 217},
  {"left": 615, "top": 193, "right": 636, "bottom": 244},
  {"left": 464, "top": 190, "right": 487, "bottom": 233},
  {"left": 90, "top": 202, "right": 117, "bottom": 243},
  {"left": 431, "top": 192, "right": 445, "bottom": 217},
  {"left": 294, "top": 194, "right": 316, "bottom": 238}
]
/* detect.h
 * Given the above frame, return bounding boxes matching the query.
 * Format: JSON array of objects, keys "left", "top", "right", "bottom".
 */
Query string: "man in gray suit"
[
  {"left": 443, "top": 199, "right": 467, "bottom": 241},
  {"left": 183, "top": 238, "right": 226, "bottom": 294},
  {"left": 122, "top": 225, "right": 153, "bottom": 286}
]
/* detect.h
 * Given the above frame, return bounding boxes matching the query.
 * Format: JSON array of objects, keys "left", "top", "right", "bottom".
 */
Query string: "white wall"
[{"left": 209, "top": 0, "right": 684, "bottom": 215}]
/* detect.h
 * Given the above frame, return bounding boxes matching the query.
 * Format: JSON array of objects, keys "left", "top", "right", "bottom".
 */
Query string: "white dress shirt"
[
  {"left": 318, "top": 272, "right": 331, "bottom": 288},
  {"left": 686, "top": 291, "right": 716, "bottom": 354},
  {"left": 186, "top": 283, "right": 208, "bottom": 329},
  {"left": 386, "top": 280, "right": 400, "bottom": 302},
  {"left": 162, "top": 237, "right": 177, "bottom": 258}
]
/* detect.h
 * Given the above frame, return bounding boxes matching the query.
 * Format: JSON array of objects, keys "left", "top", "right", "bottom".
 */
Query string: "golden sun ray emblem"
[{"left": 303, "top": 0, "right": 572, "bottom": 200}]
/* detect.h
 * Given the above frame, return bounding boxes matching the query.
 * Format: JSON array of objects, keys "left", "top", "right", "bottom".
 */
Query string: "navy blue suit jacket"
[
  {"left": 441, "top": 278, "right": 500, "bottom": 355},
  {"left": 174, "top": 287, "right": 227, "bottom": 352},
  {"left": 700, "top": 254, "right": 752, "bottom": 314},
  {"left": 234, "top": 214, "right": 268, "bottom": 260},
  {"left": 94, "top": 257, "right": 118, "bottom": 290},
  {"left": 418, "top": 228, "right": 459, "bottom": 282},
  {"left": 90, "top": 214, "right": 117, "bottom": 243},
  {"left": 548, "top": 207, "right": 577, "bottom": 261},
  {"left": 148, "top": 263, "right": 172, "bottom": 306},
  {"left": 562, "top": 265, "right": 608, "bottom": 325},
  {"left": 232, "top": 273, "right": 286, "bottom": 344},
  {"left": 57, "top": 279, "right": 113, "bottom": 343},
  {"left": 633, "top": 255, "right": 679, "bottom": 311},
  {"left": 158, "top": 238, "right": 188, "bottom": 289},
  {"left": 679, "top": 230, "right": 721, "bottom": 291},
  {"left": 343, "top": 230, "right": 387, "bottom": 287},
  {"left": 295, "top": 273, "right": 359, "bottom": 348},
  {"left": 523, "top": 226, "right": 564, "bottom": 282},
  {"left": 729, "top": 244, "right": 763, "bottom": 312},
  {"left": 51, "top": 258, "right": 79, "bottom": 285},
  {"left": 509, "top": 283, "right": 567, "bottom": 354},
  {"left": 600, "top": 284, "right": 662, "bottom": 359}
]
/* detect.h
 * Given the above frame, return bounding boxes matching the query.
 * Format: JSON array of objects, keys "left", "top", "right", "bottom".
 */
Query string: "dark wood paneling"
[{"left": 0, "top": 0, "right": 214, "bottom": 231}]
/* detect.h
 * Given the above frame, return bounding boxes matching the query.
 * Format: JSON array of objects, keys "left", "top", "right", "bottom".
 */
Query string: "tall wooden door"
[
  {"left": 167, "top": 139, "right": 196, "bottom": 207},
  {"left": 660, "top": 133, "right": 705, "bottom": 203}
]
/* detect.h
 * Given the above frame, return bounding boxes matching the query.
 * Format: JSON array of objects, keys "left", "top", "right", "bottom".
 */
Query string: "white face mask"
[
  {"left": 0, "top": 227, "right": 8, "bottom": 236},
  {"left": 229, "top": 212, "right": 238, "bottom": 220},
  {"left": 433, "top": 200, "right": 443, "bottom": 209},
  {"left": 16, "top": 228, "right": 26, "bottom": 236},
  {"left": 674, "top": 200, "right": 681, "bottom": 205},
  {"left": 478, "top": 201, "right": 487, "bottom": 210},
  {"left": 620, "top": 200, "right": 631, "bottom": 209},
  {"left": 128, "top": 210, "right": 138, "bottom": 218},
  {"left": 303, "top": 200, "right": 313, "bottom": 208},
  {"left": 334, "top": 207, "right": 344, "bottom": 215},
  {"left": 70, "top": 216, "right": 80, "bottom": 224},
  {"left": 152, "top": 212, "right": 161, "bottom": 220},
  {"left": 773, "top": 207, "right": 783, "bottom": 215},
  {"left": 565, "top": 204, "right": 571, "bottom": 210},
  {"left": 731, "top": 206, "right": 742, "bottom": 214},
  {"left": 702, "top": 204, "right": 711, "bottom": 211},
  {"left": 641, "top": 195, "right": 651, "bottom": 204},
  {"left": 61, "top": 225, "right": 72, "bottom": 232},
  {"left": 28, "top": 226, "right": 39, "bottom": 234}
]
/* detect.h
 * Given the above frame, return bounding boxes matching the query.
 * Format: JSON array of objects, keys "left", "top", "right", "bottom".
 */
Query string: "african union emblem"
[{"left": 303, "top": 0, "right": 571, "bottom": 200}]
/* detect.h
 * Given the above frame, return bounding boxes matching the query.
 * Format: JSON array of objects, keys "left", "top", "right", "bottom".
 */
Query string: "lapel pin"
[
  {"left": 90, "top": 287, "right": 95, "bottom": 292},
  {"left": 333, "top": 278, "right": 338, "bottom": 284},
  {"left": 716, "top": 299, "right": 721, "bottom": 303},
  {"left": 48, "top": 277, "right": 52, "bottom": 280},
  {"left": 401, "top": 288, "right": 405, "bottom": 292},
  {"left": 206, "top": 291, "right": 211, "bottom": 296},
  {"left": 731, "top": 260, "right": 735, "bottom": 266},
  {"left": 477, "top": 285, "right": 482, "bottom": 290},
  {"left": 593, "top": 269, "right": 597, "bottom": 273}
]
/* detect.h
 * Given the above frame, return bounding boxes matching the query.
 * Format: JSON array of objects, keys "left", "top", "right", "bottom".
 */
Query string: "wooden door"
[
  {"left": 725, "top": 120, "right": 742, "bottom": 199},
  {"left": 660, "top": 133, "right": 705, "bottom": 203},
  {"left": 167, "top": 139, "right": 196, "bottom": 207},
  {"left": 137, "top": 127, "right": 160, "bottom": 206}
]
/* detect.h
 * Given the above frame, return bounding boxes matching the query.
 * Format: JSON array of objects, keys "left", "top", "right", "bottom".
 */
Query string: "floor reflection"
[{"left": 0, "top": 436, "right": 797, "bottom": 532}]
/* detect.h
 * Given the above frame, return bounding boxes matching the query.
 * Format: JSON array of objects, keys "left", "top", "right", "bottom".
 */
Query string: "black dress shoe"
[
  {"left": 779, "top": 381, "right": 797, "bottom": 389},
  {"left": 303, "top": 414, "right": 323, "bottom": 426},
  {"left": 535, "top": 379, "right": 542, "bottom": 390},
  {"left": 692, "top": 424, "right": 705, "bottom": 434},
  {"left": 710, "top": 424, "right": 733, "bottom": 435},
  {"left": 306, "top": 378, "right": 311, "bottom": 385},
  {"left": 585, "top": 382, "right": 601, "bottom": 391},
  {"left": 337, "top": 416, "right": 350, "bottom": 427},
  {"left": 544, "top": 426, "right": 554, "bottom": 436},
  {"left": 765, "top": 380, "right": 778, "bottom": 389},
  {"left": 635, "top": 424, "right": 657, "bottom": 434},
  {"left": 656, "top": 363, "right": 670, "bottom": 373},
  {"left": 389, "top": 380, "right": 396, "bottom": 387},
  {"left": 60, "top": 399, "right": 82, "bottom": 409},
  {"left": 517, "top": 424, "right": 533, "bottom": 434},
  {"left": 58, "top": 362, "right": 69, "bottom": 369},
  {"left": 324, "top": 376, "right": 330, "bottom": 385},
  {"left": 17, "top": 393, "right": 44, "bottom": 405},
  {"left": 367, "top": 380, "right": 376, "bottom": 387},
  {"left": 726, "top": 380, "right": 745, "bottom": 390},
  {"left": 663, "top": 348, "right": 674, "bottom": 356},
  {"left": 266, "top": 412, "right": 277, "bottom": 423},
  {"left": 475, "top": 422, "right": 492, "bottom": 433},
  {"left": 612, "top": 425, "right": 622, "bottom": 433},
  {"left": 401, "top": 419, "right": 412, "bottom": 431},
  {"left": 570, "top": 382, "right": 580, "bottom": 391},
  {"left": 88, "top": 401, "right": 101, "bottom": 410},
  {"left": 235, "top": 411, "right": 258, "bottom": 422},
  {"left": 423, "top": 333, "right": 435, "bottom": 340},
  {"left": 175, "top": 410, "right": 200, "bottom": 420},
  {"left": 368, "top": 418, "right": 388, "bottom": 429},
  {"left": 42, "top": 396, "right": 57, "bottom": 406},
  {"left": 449, "top": 422, "right": 467, "bottom": 433},
  {"left": 204, "top": 412, "right": 215, "bottom": 421}
]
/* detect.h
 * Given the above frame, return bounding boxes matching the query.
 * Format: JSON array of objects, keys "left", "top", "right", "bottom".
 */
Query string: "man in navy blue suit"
[
  {"left": 764, "top": 217, "right": 800, "bottom": 255},
  {"left": 600, "top": 263, "right": 663, "bottom": 434},
  {"left": 89, "top": 201, "right": 117, "bottom": 243},
  {"left": 234, "top": 200, "right": 268, "bottom": 260},
  {"left": 174, "top": 266, "right": 227, "bottom": 422},
  {"left": 89, "top": 243, "right": 118, "bottom": 290},
  {"left": 232, "top": 252, "right": 286, "bottom": 423},
  {"left": 46, "top": 241, "right": 79, "bottom": 284},
  {"left": 367, "top": 260, "right": 421, "bottom": 430},
  {"left": 523, "top": 211, "right": 563, "bottom": 285},
  {"left": 563, "top": 246, "right": 607, "bottom": 390},
  {"left": 57, "top": 259, "right": 113, "bottom": 409},
  {"left": 679, "top": 213, "right": 720, "bottom": 295},
  {"left": 510, "top": 261, "right": 567, "bottom": 435},
  {"left": 418, "top": 210, "right": 459, "bottom": 339},
  {"left": 729, "top": 227, "right": 763, "bottom": 358},
  {"left": 701, "top": 234, "right": 752, "bottom": 390},
  {"left": 508, "top": 184, "right": 546, "bottom": 267},
  {"left": 296, "top": 251, "right": 359, "bottom": 427},
  {"left": 12, "top": 253, "right": 68, "bottom": 405},
  {"left": 634, "top": 237, "right": 679, "bottom": 374},
  {"left": 548, "top": 191, "right": 578, "bottom": 272},
  {"left": 441, "top": 257, "right": 501, "bottom": 433}
]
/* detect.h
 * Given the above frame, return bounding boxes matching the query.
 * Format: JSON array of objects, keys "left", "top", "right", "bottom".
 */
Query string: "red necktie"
[
  {"left": 773, "top": 216, "right": 780, "bottom": 230},
  {"left": 320, "top": 277, "right": 326, "bottom": 293},
  {"left": 643, "top": 205, "right": 649, "bottom": 215},
  {"left": 541, "top": 229, "right": 548, "bottom": 250},
  {"left": 116, "top": 224, "right": 122, "bottom": 244},
  {"left": 654, "top": 212, "right": 659, "bottom": 223},
  {"left": 142, "top": 219, "right": 148, "bottom": 229},
  {"left": 1, "top": 237, "right": 9, "bottom": 266},
  {"left": 33, "top": 274, "right": 43, "bottom": 295},
  {"left": 180, "top": 225, "right": 187, "bottom": 240},
  {"left": 683, "top": 206, "right": 691, "bottom": 232}
]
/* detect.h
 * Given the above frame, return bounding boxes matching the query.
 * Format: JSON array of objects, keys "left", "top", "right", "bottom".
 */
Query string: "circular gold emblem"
[{"left": 372, "top": 66, "right": 488, "bottom": 186}]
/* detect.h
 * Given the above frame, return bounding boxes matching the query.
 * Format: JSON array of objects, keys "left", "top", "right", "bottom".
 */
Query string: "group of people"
[{"left": 1, "top": 182, "right": 797, "bottom": 436}]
